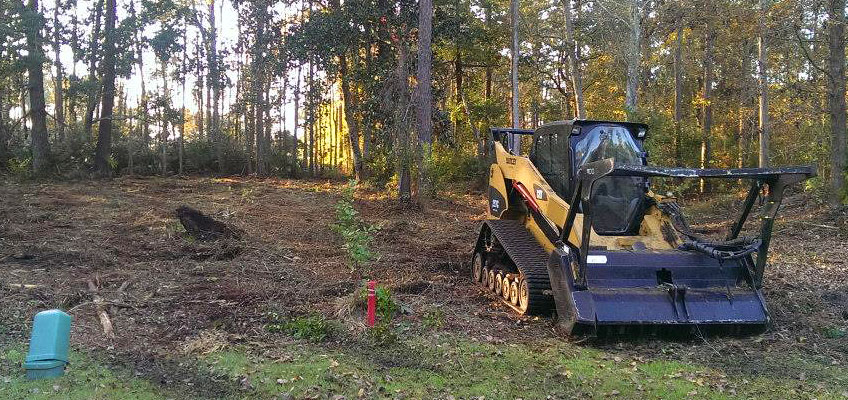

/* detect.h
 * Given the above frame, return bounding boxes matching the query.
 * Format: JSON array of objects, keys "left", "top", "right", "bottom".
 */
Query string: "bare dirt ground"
[{"left": 1, "top": 177, "right": 846, "bottom": 397}]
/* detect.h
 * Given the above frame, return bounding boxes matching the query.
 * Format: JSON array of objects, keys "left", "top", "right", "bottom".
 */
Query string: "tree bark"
[
  {"left": 52, "top": 0, "right": 65, "bottom": 143},
  {"left": 160, "top": 59, "right": 170, "bottom": 176},
  {"left": 673, "top": 18, "right": 683, "bottom": 167},
  {"left": 757, "top": 0, "right": 770, "bottom": 167},
  {"left": 510, "top": 0, "right": 520, "bottom": 137},
  {"left": 24, "top": 0, "right": 51, "bottom": 176},
  {"left": 179, "top": 19, "right": 187, "bottom": 175},
  {"left": 563, "top": 0, "right": 585, "bottom": 119},
  {"left": 339, "top": 56, "right": 363, "bottom": 180},
  {"left": 94, "top": 0, "right": 117, "bottom": 176},
  {"left": 0, "top": 87, "right": 8, "bottom": 166},
  {"left": 209, "top": 0, "right": 223, "bottom": 173},
  {"left": 417, "top": 0, "right": 433, "bottom": 202},
  {"left": 828, "top": 0, "right": 847, "bottom": 202},
  {"left": 700, "top": 7, "right": 714, "bottom": 193},
  {"left": 308, "top": 61, "right": 315, "bottom": 175},
  {"left": 83, "top": 0, "right": 104, "bottom": 139},
  {"left": 131, "top": 0, "right": 148, "bottom": 147},
  {"left": 194, "top": 36, "right": 204, "bottom": 143},
  {"left": 625, "top": 0, "right": 642, "bottom": 118},
  {"left": 293, "top": 65, "right": 301, "bottom": 172},
  {"left": 737, "top": 40, "right": 754, "bottom": 168}
]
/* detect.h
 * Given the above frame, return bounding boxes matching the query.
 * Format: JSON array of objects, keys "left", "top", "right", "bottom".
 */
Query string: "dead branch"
[{"left": 87, "top": 279, "right": 116, "bottom": 339}]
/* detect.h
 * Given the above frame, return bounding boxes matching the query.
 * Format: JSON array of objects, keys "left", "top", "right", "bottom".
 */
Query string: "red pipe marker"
[{"left": 366, "top": 280, "right": 377, "bottom": 327}]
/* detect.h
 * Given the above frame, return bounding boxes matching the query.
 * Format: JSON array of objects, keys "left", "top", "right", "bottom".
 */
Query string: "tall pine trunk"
[
  {"left": 83, "top": 0, "right": 104, "bottom": 139},
  {"left": 700, "top": 8, "right": 714, "bottom": 193},
  {"left": 293, "top": 65, "right": 301, "bottom": 172},
  {"left": 209, "top": 0, "right": 223, "bottom": 173},
  {"left": 94, "top": 0, "right": 117, "bottom": 175},
  {"left": 828, "top": 0, "right": 847, "bottom": 202},
  {"left": 24, "top": 0, "right": 51, "bottom": 176},
  {"left": 625, "top": 0, "right": 642, "bottom": 118},
  {"left": 417, "top": 0, "right": 433, "bottom": 202},
  {"left": 52, "top": 0, "right": 65, "bottom": 144},
  {"left": 160, "top": 60, "right": 170, "bottom": 176},
  {"left": 510, "top": 0, "right": 520, "bottom": 136},
  {"left": 757, "top": 0, "right": 770, "bottom": 167},
  {"left": 131, "top": 0, "right": 148, "bottom": 147},
  {"left": 563, "top": 0, "right": 584, "bottom": 119},
  {"left": 339, "top": 56, "right": 363, "bottom": 180},
  {"left": 673, "top": 18, "right": 684, "bottom": 167}
]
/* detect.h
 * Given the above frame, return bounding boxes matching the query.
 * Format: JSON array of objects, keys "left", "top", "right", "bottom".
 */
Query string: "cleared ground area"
[{"left": 1, "top": 177, "right": 846, "bottom": 399}]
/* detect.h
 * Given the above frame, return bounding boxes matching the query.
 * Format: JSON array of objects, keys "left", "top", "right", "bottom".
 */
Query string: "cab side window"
[{"left": 531, "top": 125, "right": 571, "bottom": 199}]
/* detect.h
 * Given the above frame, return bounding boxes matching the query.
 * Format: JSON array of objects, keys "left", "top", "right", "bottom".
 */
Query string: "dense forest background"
[{"left": 1, "top": 0, "right": 847, "bottom": 203}]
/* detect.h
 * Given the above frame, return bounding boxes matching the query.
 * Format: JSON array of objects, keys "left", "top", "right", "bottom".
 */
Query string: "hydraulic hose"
[{"left": 657, "top": 201, "right": 762, "bottom": 261}]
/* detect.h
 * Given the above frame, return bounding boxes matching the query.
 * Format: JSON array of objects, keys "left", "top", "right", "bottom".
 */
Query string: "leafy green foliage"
[
  {"left": 422, "top": 308, "right": 445, "bottom": 329},
  {"left": 265, "top": 313, "right": 334, "bottom": 343},
  {"left": 356, "top": 283, "right": 399, "bottom": 323},
  {"left": 823, "top": 327, "right": 847, "bottom": 339},
  {"left": 331, "top": 180, "right": 377, "bottom": 271}
]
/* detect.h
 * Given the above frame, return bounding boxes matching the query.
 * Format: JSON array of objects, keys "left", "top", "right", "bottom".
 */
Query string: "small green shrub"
[
  {"left": 7, "top": 156, "right": 32, "bottom": 178},
  {"left": 332, "top": 180, "right": 378, "bottom": 271},
  {"left": 422, "top": 308, "right": 445, "bottom": 329},
  {"left": 367, "top": 321, "right": 398, "bottom": 346},
  {"left": 265, "top": 313, "right": 333, "bottom": 342},
  {"left": 824, "top": 327, "right": 847, "bottom": 339},
  {"left": 358, "top": 284, "right": 399, "bottom": 322}
]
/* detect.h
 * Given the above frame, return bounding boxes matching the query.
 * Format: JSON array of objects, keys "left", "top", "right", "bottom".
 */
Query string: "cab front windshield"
[{"left": 573, "top": 125, "right": 646, "bottom": 235}]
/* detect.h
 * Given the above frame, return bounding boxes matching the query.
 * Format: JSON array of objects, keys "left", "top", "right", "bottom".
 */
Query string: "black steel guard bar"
[
  {"left": 490, "top": 127, "right": 535, "bottom": 155},
  {"left": 556, "top": 159, "right": 816, "bottom": 289}
]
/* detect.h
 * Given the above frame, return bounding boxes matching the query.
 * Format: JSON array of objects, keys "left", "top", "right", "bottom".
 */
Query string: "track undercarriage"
[{"left": 472, "top": 220, "right": 555, "bottom": 315}]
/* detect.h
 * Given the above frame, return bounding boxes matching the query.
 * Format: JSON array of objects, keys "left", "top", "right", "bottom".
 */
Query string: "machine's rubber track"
[{"left": 484, "top": 220, "right": 555, "bottom": 315}]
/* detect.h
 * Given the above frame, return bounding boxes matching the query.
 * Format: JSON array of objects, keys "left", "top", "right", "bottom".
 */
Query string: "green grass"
[
  {"left": 3, "top": 334, "right": 846, "bottom": 399},
  {"left": 0, "top": 346, "right": 177, "bottom": 400},
  {"left": 196, "top": 334, "right": 847, "bottom": 399}
]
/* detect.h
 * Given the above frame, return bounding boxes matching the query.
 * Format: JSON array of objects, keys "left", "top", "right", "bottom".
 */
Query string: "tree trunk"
[
  {"left": 131, "top": 0, "right": 148, "bottom": 146},
  {"left": 24, "top": 0, "right": 51, "bottom": 176},
  {"left": 293, "top": 65, "right": 301, "bottom": 172},
  {"left": 417, "top": 0, "right": 433, "bottom": 202},
  {"left": 828, "top": 0, "right": 847, "bottom": 202},
  {"left": 0, "top": 87, "right": 8, "bottom": 166},
  {"left": 94, "top": 0, "right": 117, "bottom": 176},
  {"left": 308, "top": 61, "right": 315, "bottom": 175},
  {"left": 160, "top": 60, "right": 170, "bottom": 176},
  {"left": 209, "top": 0, "right": 223, "bottom": 173},
  {"left": 625, "top": 0, "right": 642, "bottom": 118},
  {"left": 264, "top": 79, "right": 272, "bottom": 173},
  {"left": 84, "top": 0, "right": 104, "bottom": 139},
  {"left": 395, "top": 43, "right": 412, "bottom": 203},
  {"left": 510, "top": 0, "right": 520, "bottom": 137},
  {"left": 563, "top": 0, "right": 584, "bottom": 119},
  {"left": 52, "top": 0, "right": 65, "bottom": 143},
  {"left": 339, "top": 56, "right": 363, "bottom": 180},
  {"left": 757, "top": 0, "right": 770, "bottom": 167},
  {"left": 673, "top": 18, "right": 683, "bottom": 167},
  {"left": 363, "top": 47, "right": 373, "bottom": 163},
  {"left": 179, "top": 19, "right": 187, "bottom": 175},
  {"left": 195, "top": 36, "right": 204, "bottom": 143},
  {"left": 700, "top": 10, "right": 714, "bottom": 194},
  {"left": 737, "top": 40, "right": 754, "bottom": 169}
]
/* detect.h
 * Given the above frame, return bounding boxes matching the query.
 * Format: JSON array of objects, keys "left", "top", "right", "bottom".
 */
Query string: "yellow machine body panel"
[{"left": 488, "top": 141, "right": 676, "bottom": 254}]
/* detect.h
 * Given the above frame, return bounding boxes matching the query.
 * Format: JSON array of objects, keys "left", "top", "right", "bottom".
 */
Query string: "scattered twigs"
[
  {"left": 799, "top": 221, "right": 839, "bottom": 230},
  {"left": 5, "top": 283, "right": 42, "bottom": 290},
  {"left": 87, "top": 279, "right": 116, "bottom": 339}
]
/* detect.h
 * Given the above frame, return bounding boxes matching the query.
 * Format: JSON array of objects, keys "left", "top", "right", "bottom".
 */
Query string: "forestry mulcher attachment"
[{"left": 471, "top": 120, "right": 815, "bottom": 335}]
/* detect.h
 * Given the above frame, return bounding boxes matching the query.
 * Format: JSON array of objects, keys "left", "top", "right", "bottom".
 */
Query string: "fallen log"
[
  {"left": 176, "top": 206, "right": 242, "bottom": 240},
  {"left": 87, "top": 279, "right": 116, "bottom": 339}
]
